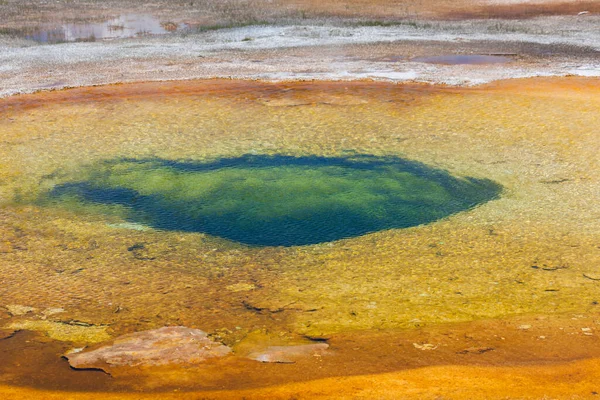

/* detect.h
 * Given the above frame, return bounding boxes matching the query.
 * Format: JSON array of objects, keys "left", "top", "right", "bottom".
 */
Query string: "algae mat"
[{"left": 1, "top": 78, "right": 600, "bottom": 395}]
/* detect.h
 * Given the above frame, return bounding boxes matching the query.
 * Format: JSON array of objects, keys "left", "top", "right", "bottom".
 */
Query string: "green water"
[{"left": 42, "top": 154, "right": 502, "bottom": 246}]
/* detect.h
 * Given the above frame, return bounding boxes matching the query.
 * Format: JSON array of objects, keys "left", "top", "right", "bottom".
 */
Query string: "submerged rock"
[
  {"left": 66, "top": 326, "right": 231, "bottom": 371},
  {"left": 41, "top": 307, "right": 66, "bottom": 318},
  {"left": 8, "top": 320, "right": 110, "bottom": 343},
  {"left": 5, "top": 304, "right": 36, "bottom": 316},
  {"left": 226, "top": 282, "right": 257, "bottom": 292},
  {"left": 247, "top": 343, "right": 329, "bottom": 363}
]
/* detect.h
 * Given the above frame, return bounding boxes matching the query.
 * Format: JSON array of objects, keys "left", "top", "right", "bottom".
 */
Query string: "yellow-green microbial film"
[
  {"left": 0, "top": 79, "right": 599, "bottom": 344},
  {"left": 41, "top": 155, "right": 501, "bottom": 246}
]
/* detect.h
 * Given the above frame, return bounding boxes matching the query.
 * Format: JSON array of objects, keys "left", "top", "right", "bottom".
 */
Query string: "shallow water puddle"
[
  {"left": 1, "top": 78, "right": 600, "bottom": 393},
  {"left": 21, "top": 14, "right": 185, "bottom": 43},
  {"left": 412, "top": 54, "right": 512, "bottom": 65}
]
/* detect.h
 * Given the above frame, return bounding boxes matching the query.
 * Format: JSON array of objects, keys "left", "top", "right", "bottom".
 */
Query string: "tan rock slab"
[
  {"left": 66, "top": 326, "right": 231, "bottom": 371},
  {"left": 5, "top": 305, "right": 36, "bottom": 316},
  {"left": 247, "top": 343, "right": 329, "bottom": 363}
]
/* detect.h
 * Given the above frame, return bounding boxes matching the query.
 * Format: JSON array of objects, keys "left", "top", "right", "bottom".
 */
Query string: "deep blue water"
[{"left": 46, "top": 154, "right": 502, "bottom": 246}]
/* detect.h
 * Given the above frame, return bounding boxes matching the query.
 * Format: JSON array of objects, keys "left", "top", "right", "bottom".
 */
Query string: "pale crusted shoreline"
[{"left": 1, "top": 15, "right": 599, "bottom": 98}]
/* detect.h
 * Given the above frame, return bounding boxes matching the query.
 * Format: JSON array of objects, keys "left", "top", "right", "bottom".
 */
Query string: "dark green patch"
[{"left": 42, "top": 154, "right": 501, "bottom": 247}]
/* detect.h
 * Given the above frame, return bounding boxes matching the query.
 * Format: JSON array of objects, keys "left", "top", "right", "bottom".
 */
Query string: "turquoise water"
[{"left": 44, "top": 154, "right": 502, "bottom": 246}]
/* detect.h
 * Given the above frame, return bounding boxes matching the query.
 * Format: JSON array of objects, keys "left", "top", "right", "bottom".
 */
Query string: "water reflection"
[
  {"left": 25, "top": 14, "right": 184, "bottom": 43},
  {"left": 411, "top": 55, "right": 512, "bottom": 65}
]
